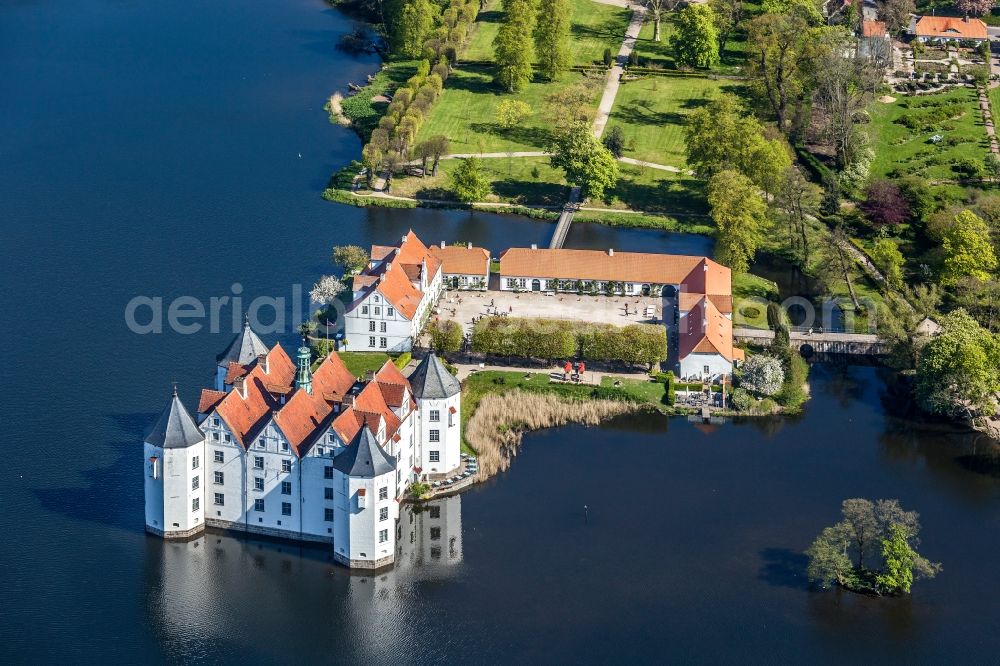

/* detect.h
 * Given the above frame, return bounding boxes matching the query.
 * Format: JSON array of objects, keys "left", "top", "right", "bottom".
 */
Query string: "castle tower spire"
[{"left": 295, "top": 338, "right": 313, "bottom": 394}]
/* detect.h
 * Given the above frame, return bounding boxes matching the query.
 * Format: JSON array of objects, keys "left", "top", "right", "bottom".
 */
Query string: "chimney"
[
  {"left": 531, "top": 243, "right": 537, "bottom": 250},
  {"left": 401, "top": 234, "right": 408, "bottom": 244},
  {"left": 467, "top": 242, "right": 472, "bottom": 249},
  {"left": 364, "top": 369, "right": 376, "bottom": 383},
  {"left": 608, "top": 248, "right": 614, "bottom": 256},
  {"left": 440, "top": 240, "right": 446, "bottom": 248},
  {"left": 257, "top": 353, "right": 269, "bottom": 374},
  {"left": 385, "top": 262, "right": 391, "bottom": 271},
  {"left": 343, "top": 394, "right": 355, "bottom": 408},
  {"left": 233, "top": 376, "right": 247, "bottom": 399}
]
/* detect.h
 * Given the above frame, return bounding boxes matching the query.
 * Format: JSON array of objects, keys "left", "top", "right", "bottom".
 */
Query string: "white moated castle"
[{"left": 143, "top": 320, "right": 461, "bottom": 570}]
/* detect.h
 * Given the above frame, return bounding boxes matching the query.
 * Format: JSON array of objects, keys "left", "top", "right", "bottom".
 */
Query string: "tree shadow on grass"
[
  {"left": 445, "top": 69, "right": 499, "bottom": 94},
  {"left": 492, "top": 178, "right": 569, "bottom": 206},
  {"left": 572, "top": 17, "right": 628, "bottom": 42},
  {"left": 613, "top": 99, "right": 686, "bottom": 127},
  {"left": 610, "top": 174, "right": 707, "bottom": 216},
  {"left": 758, "top": 547, "right": 810, "bottom": 590},
  {"left": 469, "top": 123, "right": 554, "bottom": 150},
  {"left": 477, "top": 9, "right": 503, "bottom": 24}
]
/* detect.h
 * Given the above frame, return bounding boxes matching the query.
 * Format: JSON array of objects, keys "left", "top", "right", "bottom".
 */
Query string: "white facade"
[
  {"left": 416, "top": 393, "right": 461, "bottom": 475},
  {"left": 144, "top": 436, "right": 205, "bottom": 537},
  {"left": 333, "top": 466, "right": 397, "bottom": 569},
  {"left": 499, "top": 275, "right": 666, "bottom": 296},
  {"left": 345, "top": 291, "right": 419, "bottom": 353},
  {"left": 679, "top": 353, "right": 734, "bottom": 382}
]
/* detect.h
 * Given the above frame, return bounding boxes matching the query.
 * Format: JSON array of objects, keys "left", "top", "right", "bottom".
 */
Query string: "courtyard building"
[{"left": 428, "top": 241, "right": 490, "bottom": 290}]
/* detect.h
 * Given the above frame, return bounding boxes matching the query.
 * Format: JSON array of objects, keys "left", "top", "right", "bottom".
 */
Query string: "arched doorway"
[
  {"left": 641, "top": 284, "right": 650, "bottom": 296},
  {"left": 531, "top": 279, "right": 541, "bottom": 292},
  {"left": 661, "top": 284, "right": 676, "bottom": 298}
]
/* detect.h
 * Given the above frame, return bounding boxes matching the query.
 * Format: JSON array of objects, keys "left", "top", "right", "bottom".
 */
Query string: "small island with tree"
[{"left": 806, "top": 498, "right": 941, "bottom": 596}]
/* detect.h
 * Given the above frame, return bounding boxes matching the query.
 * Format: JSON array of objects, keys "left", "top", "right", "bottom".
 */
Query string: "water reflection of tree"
[{"left": 819, "top": 360, "right": 865, "bottom": 408}]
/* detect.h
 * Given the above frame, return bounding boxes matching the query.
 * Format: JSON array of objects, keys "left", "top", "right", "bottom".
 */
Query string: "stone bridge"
[{"left": 733, "top": 327, "right": 889, "bottom": 356}]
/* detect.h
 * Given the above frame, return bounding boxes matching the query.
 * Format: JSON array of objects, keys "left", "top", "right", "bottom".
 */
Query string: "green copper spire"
[{"left": 295, "top": 339, "right": 313, "bottom": 394}]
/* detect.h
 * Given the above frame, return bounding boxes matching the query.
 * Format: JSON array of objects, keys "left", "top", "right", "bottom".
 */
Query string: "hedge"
[{"left": 470, "top": 317, "right": 667, "bottom": 366}]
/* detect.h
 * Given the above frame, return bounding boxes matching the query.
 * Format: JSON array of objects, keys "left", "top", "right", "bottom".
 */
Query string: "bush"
[
  {"left": 409, "top": 482, "right": 431, "bottom": 498},
  {"left": 730, "top": 387, "right": 752, "bottom": 412},
  {"left": 393, "top": 352, "right": 412, "bottom": 369},
  {"left": 603, "top": 47, "right": 613, "bottom": 67},
  {"left": 427, "top": 318, "right": 464, "bottom": 353}
]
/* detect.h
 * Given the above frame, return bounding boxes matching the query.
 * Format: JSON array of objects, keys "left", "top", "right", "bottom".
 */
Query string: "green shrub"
[
  {"left": 730, "top": 387, "right": 752, "bottom": 412},
  {"left": 393, "top": 352, "right": 412, "bottom": 369}
]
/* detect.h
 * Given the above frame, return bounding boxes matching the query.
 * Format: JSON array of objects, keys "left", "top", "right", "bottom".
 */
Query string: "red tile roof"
[
  {"left": 349, "top": 230, "right": 442, "bottom": 321},
  {"left": 428, "top": 244, "right": 490, "bottom": 276},
  {"left": 915, "top": 16, "right": 988, "bottom": 40},
  {"left": 678, "top": 296, "right": 743, "bottom": 363},
  {"left": 862, "top": 19, "right": 887, "bottom": 38},
  {"left": 498, "top": 248, "right": 731, "bottom": 287}
]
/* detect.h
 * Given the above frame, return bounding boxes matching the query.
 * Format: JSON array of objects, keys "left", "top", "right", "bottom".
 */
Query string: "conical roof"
[
  {"left": 145, "top": 389, "right": 204, "bottom": 449},
  {"left": 332, "top": 426, "right": 396, "bottom": 477},
  {"left": 217, "top": 317, "right": 268, "bottom": 368},
  {"left": 408, "top": 353, "right": 460, "bottom": 399}
]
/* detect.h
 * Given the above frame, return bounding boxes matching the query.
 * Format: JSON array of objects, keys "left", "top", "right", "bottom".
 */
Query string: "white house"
[
  {"left": 429, "top": 241, "right": 490, "bottom": 290},
  {"left": 344, "top": 230, "right": 443, "bottom": 353},
  {"left": 145, "top": 320, "right": 464, "bottom": 570}
]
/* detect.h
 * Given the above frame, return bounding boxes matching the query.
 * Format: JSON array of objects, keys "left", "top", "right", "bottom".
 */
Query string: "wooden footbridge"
[{"left": 733, "top": 327, "right": 889, "bottom": 356}]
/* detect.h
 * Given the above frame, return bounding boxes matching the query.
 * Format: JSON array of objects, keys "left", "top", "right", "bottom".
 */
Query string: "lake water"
[{"left": 2, "top": 0, "right": 1000, "bottom": 663}]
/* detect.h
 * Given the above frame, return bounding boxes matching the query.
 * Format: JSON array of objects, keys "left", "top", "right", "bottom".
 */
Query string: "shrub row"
[{"left": 470, "top": 317, "right": 667, "bottom": 366}]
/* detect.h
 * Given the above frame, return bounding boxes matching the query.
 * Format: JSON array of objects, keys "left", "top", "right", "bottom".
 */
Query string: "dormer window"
[{"left": 212, "top": 418, "right": 220, "bottom": 427}]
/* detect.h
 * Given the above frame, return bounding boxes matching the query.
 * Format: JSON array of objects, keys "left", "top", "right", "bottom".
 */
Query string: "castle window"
[
  {"left": 254, "top": 499, "right": 264, "bottom": 512},
  {"left": 379, "top": 529, "right": 388, "bottom": 543},
  {"left": 429, "top": 506, "right": 440, "bottom": 519},
  {"left": 257, "top": 439, "right": 266, "bottom": 449},
  {"left": 214, "top": 450, "right": 224, "bottom": 463},
  {"left": 379, "top": 486, "right": 388, "bottom": 500},
  {"left": 429, "top": 430, "right": 440, "bottom": 443},
  {"left": 224, "top": 434, "right": 231, "bottom": 443},
  {"left": 317, "top": 447, "right": 324, "bottom": 456},
  {"left": 281, "top": 442, "right": 289, "bottom": 452},
  {"left": 254, "top": 477, "right": 264, "bottom": 491},
  {"left": 254, "top": 456, "right": 264, "bottom": 469},
  {"left": 214, "top": 493, "right": 224, "bottom": 506},
  {"left": 324, "top": 487, "right": 333, "bottom": 500},
  {"left": 281, "top": 459, "right": 291, "bottom": 473},
  {"left": 369, "top": 320, "right": 375, "bottom": 332},
  {"left": 192, "top": 456, "right": 199, "bottom": 470},
  {"left": 212, "top": 418, "right": 220, "bottom": 427},
  {"left": 191, "top": 476, "right": 199, "bottom": 491},
  {"left": 361, "top": 305, "right": 369, "bottom": 315},
  {"left": 281, "top": 502, "right": 292, "bottom": 516},
  {"left": 380, "top": 322, "right": 386, "bottom": 333},
  {"left": 324, "top": 466, "right": 334, "bottom": 479},
  {"left": 369, "top": 336, "right": 376, "bottom": 348},
  {"left": 379, "top": 507, "right": 388, "bottom": 522},
  {"left": 379, "top": 337, "right": 387, "bottom": 348},
  {"left": 281, "top": 481, "right": 291, "bottom": 495},
  {"left": 324, "top": 508, "right": 334, "bottom": 522},
  {"left": 429, "top": 410, "right": 440, "bottom": 422},
  {"left": 429, "top": 450, "right": 440, "bottom": 462},
  {"left": 214, "top": 471, "right": 224, "bottom": 485},
  {"left": 430, "top": 546, "right": 441, "bottom": 559},
  {"left": 387, "top": 307, "right": 394, "bottom": 317},
  {"left": 192, "top": 498, "right": 200, "bottom": 512},
  {"left": 374, "top": 307, "right": 381, "bottom": 316},
  {"left": 430, "top": 527, "right": 441, "bottom": 541},
  {"left": 213, "top": 432, "right": 220, "bottom": 442}
]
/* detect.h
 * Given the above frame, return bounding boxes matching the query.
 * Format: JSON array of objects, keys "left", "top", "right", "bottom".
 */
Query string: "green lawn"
[
  {"left": 732, "top": 272, "right": 779, "bottom": 329},
  {"left": 598, "top": 376, "right": 668, "bottom": 404},
  {"left": 391, "top": 156, "right": 571, "bottom": 205},
  {"left": 603, "top": 163, "right": 708, "bottom": 217},
  {"left": 868, "top": 87, "right": 989, "bottom": 185},
  {"left": 464, "top": 0, "right": 630, "bottom": 66},
  {"left": 605, "top": 75, "right": 739, "bottom": 167},
  {"left": 415, "top": 65, "right": 603, "bottom": 153},
  {"left": 337, "top": 351, "right": 407, "bottom": 378}
]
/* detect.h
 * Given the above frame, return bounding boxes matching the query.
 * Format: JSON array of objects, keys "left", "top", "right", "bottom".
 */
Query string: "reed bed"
[{"left": 466, "top": 391, "right": 644, "bottom": 479}]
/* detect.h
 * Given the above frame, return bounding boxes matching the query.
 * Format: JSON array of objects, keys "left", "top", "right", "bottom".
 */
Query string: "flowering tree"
[
  {"left": 310, "top": 275, "right": 345, "bottom": 306},
  {"left": 955, "top": 0, "right": 994, "bottom": 17},
  {"left": 738, "top": 353, "right": 785, "bottom": 396}
]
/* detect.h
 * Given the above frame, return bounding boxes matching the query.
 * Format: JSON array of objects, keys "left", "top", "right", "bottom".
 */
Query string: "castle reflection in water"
[{"left": 145, "top": 496, "right": 464, "bottom": 659}]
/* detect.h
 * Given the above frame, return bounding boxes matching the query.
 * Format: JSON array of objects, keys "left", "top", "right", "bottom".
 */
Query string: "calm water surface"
[{"left": 2, "top": 0, "right": 1000, "bottom": 663}]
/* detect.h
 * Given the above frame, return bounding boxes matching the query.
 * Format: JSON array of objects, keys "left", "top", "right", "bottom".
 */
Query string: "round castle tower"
[
  {"left": 409, "top": 353, "right": 462, "bottom": 476},
  {"left": 144, "top": 388, "right": 206, "bottom": 538}
]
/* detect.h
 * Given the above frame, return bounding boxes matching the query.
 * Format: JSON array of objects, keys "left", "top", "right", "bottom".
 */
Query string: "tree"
[
  {"left": 394, "top": 0, "right": 438, "bottom": 58},
  {"left": 874, "top": 0, "right": 915, "bottom": 35},
  {"left": 332, "top": 245, "right": 370, "bottom": 275},
  {"left": 876, "top": 524, "right": 916, "bottom": 595},
  {"left": 495, "top": 99, "right": 532, "bottom": 129},
  {"left": 643, "top": 0, "right": 668, "bottom": 42},
  {"left": 549, "top": 122, "right": 620, "bottom": 200},
  {"left": 671, "top": 5, "right": 720, "bottom": 69},
  {"left": 745, "top": 12, "right": 812, "bottom": 134},
  {"left": 862, "top": 179, "right": 910, "bottom": 228},
  {"left": 543, "top": 81, "right": 597, "bottom": 130},
  {"left": 941, "top": 210, "right": 999, "bottom": 285},
  {"left": 427, "top": 319, "right": 464, "bottom": 353},
  {"left": 413, "top": 140, "right": 435, "bottom": 176},
  {"left": 956, "top": 0, "right": 995, "bottom": 16},
  {"left": 805, "top": 523, "right": 853, "bottom": 589},
  {"left": 738, "top": 353, "right": 785, "bottom": 396},
  {"left": 309, "top": 275, "right": 345, "bottom": 306},
  {"left": 427, "top": 135, "right": 450, "bottom": 175},
  {"left": 812, "top": 33, "right": 873, "bottom": 170},
  {"left": 602, "top": 125, "right": 626, "bottom": 158},
  {"left": 493, "top": 0, "right": 537, "bottom": 92},
  {"left": 775, "top": 167, "right": 820, "bottom": 265},
  {"left": 760, "top": 0, "right": 823, "bottom": 25},
  {"left": 708, "top": 0, "right": 743, "bottom": 54},
  {"left": 915, "top": 309, "right": 1000, "bottom": 418},
  {"left": 361, "top": 143, "right": 383, "bottom": 187},
  {"left": 870, "top": 238, "right": 904, "bottom": 290},
  {"left": 534, "top": 0, "right": 571, "bottom": 80},
  {"left": 984, "top": 153, "right": 1000, "bottom": 184},
  {"left": 450, "top": 157, "right": 491, "bottom": 201},
  {"left": 707, "top": 170, "right": 768, "bottom": 272}
]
